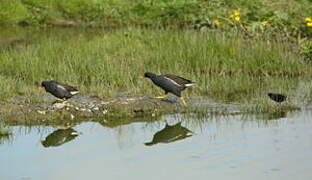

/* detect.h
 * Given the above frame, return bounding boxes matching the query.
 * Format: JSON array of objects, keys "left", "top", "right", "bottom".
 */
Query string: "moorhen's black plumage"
[
  {"left": 145, "top": 122, "right": 193, "bottom": 146},
  {"left": 41, "top": 128, "right": 79, "bottom": 148},
  {"left": 143, "top": 72, "right": 195, "bottom": 105},
  {"left": 41, "top": 80, "right": 79, "bottom": 100},
  {"left": 268, "top": 93, "right": 287, "bottom": 103}
]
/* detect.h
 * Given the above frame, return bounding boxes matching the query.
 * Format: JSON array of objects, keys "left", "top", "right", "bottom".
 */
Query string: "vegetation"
[
  {"left": 0, "top": 0, "right": 311, "bottom": 38},
  {"left": 299, "top": 38, "right": 312, "bottom": 61},
  {"left": 0, "top": 27, "right": 311, "bottom": 105},
  {"left": 0, "top": 127, "right": 11, "bottom": 135},
  {"left": 0, "top": 0, "right": 311, "bottom": 111},
  {"left": 1, "top": 1, "right": 311, "bottom": 149}
]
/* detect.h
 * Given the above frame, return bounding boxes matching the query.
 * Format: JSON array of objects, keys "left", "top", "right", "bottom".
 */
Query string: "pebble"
[
  {"left": 53, "top": 102, "right": 66, "bottom": 109},
  {"left": 37, "top": 110, "right": 46, "bottom": 115},
  {"left": 71, "top": 131, "right": 79, "bottom": 136}
]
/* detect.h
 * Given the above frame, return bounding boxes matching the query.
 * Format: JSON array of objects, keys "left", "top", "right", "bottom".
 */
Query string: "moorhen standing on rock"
[
  {"left": 268, "top": 93, "right": 287, "bottom": 103},
  {"left": 142, "top": 72, "right": 195, "bottom": 106},
  {"left": 41, "top": 80, "right": 79, "bottom": 100}
]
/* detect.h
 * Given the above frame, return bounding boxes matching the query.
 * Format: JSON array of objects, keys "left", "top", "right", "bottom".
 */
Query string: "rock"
[
  {"left": 37, "top": 110, "right": 46, "bottom": 115},
  {"left": 1, "top": 96, "right": 181, "bottom": 126},
  {"left": 45, "top": 19, "right": 77, "bottom": 27},
  {"left": 92, "top": 107, "right": 99, "bottom": 111},
  {"left": 53, "top": 102, "right": 66, "bottom": 109},
  {"left": 102, "top": 109, "right": 108, "bottom": 114}
]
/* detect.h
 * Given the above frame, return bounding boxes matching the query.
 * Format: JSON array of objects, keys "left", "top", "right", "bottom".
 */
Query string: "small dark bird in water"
[
  {"left": 41, "top": 128, "right": 79, "bottom": 148},
  {"left": 142, "top": 72, "right": 195, "bottom": 106},
  {"left": 41, "top": 80, "right": 79, "bottom": 100},
  {"left": 268, "top": 93, "right": 287, "bottom": 103},
  {"left": 145, "top": 122, "right": 193, "bottom": 146}
]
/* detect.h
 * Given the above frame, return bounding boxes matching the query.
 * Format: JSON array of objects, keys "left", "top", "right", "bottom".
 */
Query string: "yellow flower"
[
  {"left": 304, "top": 17, "right": 312, "bottom": 22},
  {"left": 233, "top": 10, "right": 240, "bottom": 16},
  {"left": 212, "top": 19, "right": 221, "bottom": 26},
  {"left": 234, "top": 16, "right": 240, "bottom": 21},
  {"left": 307, "top": 22, "right": 312, "bottom": 27}
]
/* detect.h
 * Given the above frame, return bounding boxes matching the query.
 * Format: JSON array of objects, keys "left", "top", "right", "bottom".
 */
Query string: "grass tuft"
[{"left": 0, "top": 27, "right": 311, "bottom": 106}]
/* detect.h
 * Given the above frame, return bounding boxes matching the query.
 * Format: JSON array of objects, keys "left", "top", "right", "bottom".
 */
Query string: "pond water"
[{"left": 1, "top": 108, "right": 312, "bottom": 180}]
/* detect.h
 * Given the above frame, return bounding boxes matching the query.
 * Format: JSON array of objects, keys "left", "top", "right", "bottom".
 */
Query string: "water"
[{"left": 1, "top": 109, "right": 312, "bottom": 180}]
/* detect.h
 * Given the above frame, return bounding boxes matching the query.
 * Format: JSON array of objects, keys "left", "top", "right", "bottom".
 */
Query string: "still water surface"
[{"left": 1, "top": 109, "right": 312, "bottom": 180}]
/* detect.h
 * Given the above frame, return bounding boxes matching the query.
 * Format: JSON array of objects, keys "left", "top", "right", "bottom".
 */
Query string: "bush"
[
  {"left": 0, "top": 0, "right": 29, "bottom": 24},
  {"left": 0, "top": 0, "right": 311, "bottom": 38}
]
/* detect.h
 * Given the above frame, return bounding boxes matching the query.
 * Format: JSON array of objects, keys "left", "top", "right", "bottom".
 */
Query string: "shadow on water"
[
  {"left": 144, "top": 122, "right": 193, "bottom": 146},
  {"left": 41, "top": 128, "right": 79, "bottom": 148}
]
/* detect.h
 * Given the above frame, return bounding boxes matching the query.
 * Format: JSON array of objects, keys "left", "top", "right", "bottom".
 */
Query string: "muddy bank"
[
  {"left": 1, "top": 95, "right": 301, "bottom": 127},
  {"left": 0, "top": 96, "right": 183, "bottom": 127}
]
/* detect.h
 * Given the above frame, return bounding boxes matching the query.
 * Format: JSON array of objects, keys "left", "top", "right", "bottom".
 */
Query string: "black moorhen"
[
  {"left": 142, "top": 72, "right": 195, "bottom": 106},
  {"left": 268, "top": 93, "right": 287, "bottom": 103},
  {"left": 41, "top": 80, "right": 79, "bottom": 100}
]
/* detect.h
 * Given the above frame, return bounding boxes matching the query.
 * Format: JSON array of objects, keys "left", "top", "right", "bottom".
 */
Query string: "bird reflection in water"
[
  {"left": 41, "top": 128, "right": 79, "bottom": 148},
  {"left": 145, "top": 122, "right": 193, "bottom": 146}
]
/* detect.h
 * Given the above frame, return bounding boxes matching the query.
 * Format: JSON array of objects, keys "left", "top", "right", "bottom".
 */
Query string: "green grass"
[
  {"left": 0, "top": 0, "right": 311, "bottom": 38},
  {"left": 0, "top": 27, "right": 311, "bottom": 105}
]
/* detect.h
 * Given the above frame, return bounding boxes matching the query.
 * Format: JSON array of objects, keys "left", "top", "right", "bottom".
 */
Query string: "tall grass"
[{"left": 0, "top": 27, "right": 310, "bottom": 102}]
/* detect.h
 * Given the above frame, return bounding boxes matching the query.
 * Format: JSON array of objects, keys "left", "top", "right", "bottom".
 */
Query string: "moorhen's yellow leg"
[
  {"left": 155, "top": 95, "right": 168, "bottom": 99},
  {"left": 52, "top": 98, "right": 66, "bottom": 104}
]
